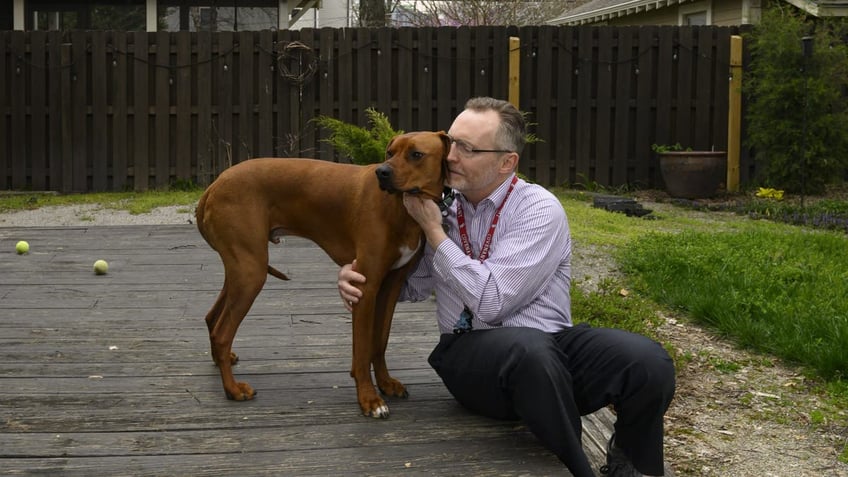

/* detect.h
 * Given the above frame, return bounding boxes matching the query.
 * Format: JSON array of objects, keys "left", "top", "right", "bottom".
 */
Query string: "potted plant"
[{"left": 652, "top": 143, "right": 727, "bottom": 199}]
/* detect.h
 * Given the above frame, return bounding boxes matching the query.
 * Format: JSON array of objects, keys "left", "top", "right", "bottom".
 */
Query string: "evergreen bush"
[
  {"left": 313, "top": 109, "right": 403, "bottom": 165},
  {"left": 745, "top": 7, "right": 848, "bottom": 193}
]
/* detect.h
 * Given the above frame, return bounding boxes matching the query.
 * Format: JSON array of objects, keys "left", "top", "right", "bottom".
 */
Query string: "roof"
[
  {"left": 549, "top": 0, "right": 702, "bottom": 25},
  {"left": 550, "top": 0, "right": 848, "bottom": 25}
]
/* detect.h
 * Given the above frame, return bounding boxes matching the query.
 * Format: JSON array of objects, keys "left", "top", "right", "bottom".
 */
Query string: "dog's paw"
[
  {"left": 225, "top": 382, "right": 256, "bottom": 401},
  {"left": 377, "top": 378, "right": 409, "bottom": 399},
  {"left": 364, "top": 403, "right": 390, "bottom": 419}
]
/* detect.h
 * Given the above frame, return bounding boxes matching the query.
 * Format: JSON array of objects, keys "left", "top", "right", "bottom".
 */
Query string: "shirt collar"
[{"left": 456, "top": 174, "right": 519, "bottom": 211}]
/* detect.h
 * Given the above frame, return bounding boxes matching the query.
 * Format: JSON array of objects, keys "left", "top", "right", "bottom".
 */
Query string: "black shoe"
[{"left": 599, "top": 433, "right": 644, "bottom": 477}]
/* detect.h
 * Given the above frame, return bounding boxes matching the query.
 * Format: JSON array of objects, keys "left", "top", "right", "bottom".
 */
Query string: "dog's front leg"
[
  {"left": 350, "top": 290, "right": 390, "bottom": 418},
  {"left": 371, "top": 266, "right": 411, "bottom": 400}
]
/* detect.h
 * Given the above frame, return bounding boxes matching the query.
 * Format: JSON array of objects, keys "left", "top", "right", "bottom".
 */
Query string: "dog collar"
[
  {"left": 437, "top": 187, "right": 455, "bottom": 217},
  {"left": 437, "top": 187, "right": 455, "bottom": 233}
]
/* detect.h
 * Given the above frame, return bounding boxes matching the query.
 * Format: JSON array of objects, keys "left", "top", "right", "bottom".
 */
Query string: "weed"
[{"left": 708, "top": 357, "right": 742, "bottom": 374}]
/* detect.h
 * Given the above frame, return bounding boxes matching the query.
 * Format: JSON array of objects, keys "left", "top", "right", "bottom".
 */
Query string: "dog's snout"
[
  {"left": 376, "top": 164, "right": 394, "bottom": 191},
  {"left": 376, "top": 164, "right": 392, "bottom": 179}
]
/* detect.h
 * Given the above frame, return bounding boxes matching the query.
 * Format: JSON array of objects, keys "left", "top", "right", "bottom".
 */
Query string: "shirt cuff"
[{"left": 432, "top": 239, "right": 468, "bottom": 282}]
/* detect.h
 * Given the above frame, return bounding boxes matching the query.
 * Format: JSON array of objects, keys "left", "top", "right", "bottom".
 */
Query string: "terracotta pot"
[{"left": 658, "top": 151, "right": 727, "bottom": 199}]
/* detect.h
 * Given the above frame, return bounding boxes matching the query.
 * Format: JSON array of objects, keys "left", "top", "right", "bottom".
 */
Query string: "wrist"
[{"left": 424, "top": 224, "right": 448, "bottom": 249}]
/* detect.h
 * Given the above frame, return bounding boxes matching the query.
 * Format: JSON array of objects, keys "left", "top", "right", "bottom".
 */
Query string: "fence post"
[
  {"left": 727, "top": 35, "right": 743, "bottom": 193},
  {"left": 508, "top": 36, "right": 520, "bottom": 108}
]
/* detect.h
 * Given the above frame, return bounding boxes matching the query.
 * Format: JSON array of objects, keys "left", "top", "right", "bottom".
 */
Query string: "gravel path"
[{"left": 0, "top": 204, "right": 195, "bottom": 227}]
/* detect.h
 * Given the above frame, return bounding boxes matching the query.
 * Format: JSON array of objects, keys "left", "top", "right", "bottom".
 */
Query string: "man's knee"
[{"left": 631, "top": 340, "right": 676, "bottom": 403}]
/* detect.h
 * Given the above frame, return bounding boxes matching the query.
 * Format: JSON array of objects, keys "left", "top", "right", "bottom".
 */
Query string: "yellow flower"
[{"left": 756, "top": 187, "right": 784, "bottom": 200}]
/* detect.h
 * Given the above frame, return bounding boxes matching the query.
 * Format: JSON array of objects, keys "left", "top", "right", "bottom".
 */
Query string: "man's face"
[{"left": 445, "top": 109, "right": 510, "bottom": 200}]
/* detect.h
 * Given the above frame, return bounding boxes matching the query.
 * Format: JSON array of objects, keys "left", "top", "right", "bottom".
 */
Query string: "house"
[
  {"left": 549, "top": 0, "right": 848, "bottom": 26},
  {"left": 0, "top": 0, "right": 351, "bottom": 31}
]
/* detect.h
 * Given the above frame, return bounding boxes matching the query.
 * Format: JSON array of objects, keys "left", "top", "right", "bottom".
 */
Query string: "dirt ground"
[
  {"left": 2, "top": 201, "right": 847, "bottom": 476},
  {"left": 657, "top": 310, "right": 847, "bottom": 476}
]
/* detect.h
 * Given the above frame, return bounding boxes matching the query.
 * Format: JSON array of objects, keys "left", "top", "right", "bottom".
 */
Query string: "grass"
[{"left": 618, "top": 229, "right": 848, "bottom": 380}]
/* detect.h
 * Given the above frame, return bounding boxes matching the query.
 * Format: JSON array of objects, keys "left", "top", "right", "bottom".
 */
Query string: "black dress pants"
[{"left": 427, "top": 324, "right": 675, "bottom": 477}]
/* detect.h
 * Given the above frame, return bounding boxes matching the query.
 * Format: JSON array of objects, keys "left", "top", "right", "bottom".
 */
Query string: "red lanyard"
[{"left": 456, "top": 175, "right": 518, "bottom": 262}]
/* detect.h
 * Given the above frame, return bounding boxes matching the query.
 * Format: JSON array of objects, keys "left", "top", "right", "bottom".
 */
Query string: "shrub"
[
  {"left": 744, "top": 7, "right": 848, "bottom": 194},
  {"left": 312, "top": 108, "right": 403, "bottom": 165}
]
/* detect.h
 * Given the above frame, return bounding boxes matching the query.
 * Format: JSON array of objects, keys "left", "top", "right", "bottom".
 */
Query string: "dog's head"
[{"left": 376, "top": 131, "right": 450, "bottom": 201}]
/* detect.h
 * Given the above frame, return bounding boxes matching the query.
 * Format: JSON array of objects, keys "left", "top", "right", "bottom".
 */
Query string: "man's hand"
[
  {"left": 338, "top": 259, "right": 366, "bottom": 312},
  {"left": 403, "top": 193, "right": 448, "bottom": 249}
]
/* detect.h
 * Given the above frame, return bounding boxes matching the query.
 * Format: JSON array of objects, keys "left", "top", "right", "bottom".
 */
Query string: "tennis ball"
[
  {"left": 16, "top": 241, "right": 29, "bottom": 254},
  {"left": 93, "top": 259, "right": 109, "bottom": 275}
]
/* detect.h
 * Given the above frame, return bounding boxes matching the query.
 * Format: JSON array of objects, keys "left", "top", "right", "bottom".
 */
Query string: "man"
[{"left": 338, "top": 97, "right": 675, "bottom": 476}]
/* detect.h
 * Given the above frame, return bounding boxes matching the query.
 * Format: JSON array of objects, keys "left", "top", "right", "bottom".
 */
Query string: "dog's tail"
[{"left": 268, "top": 265, "right": 290, "bottom": 281}]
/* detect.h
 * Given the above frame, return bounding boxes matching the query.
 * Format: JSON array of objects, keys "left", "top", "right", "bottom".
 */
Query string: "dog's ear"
[
  {"left": 385, "top": 134, "right": 401, "bottom": 159},
  {"left": 437, "top": 131, "right": 451, "bottom": 159},
  {"left": 437, "top": 131, "right": 451, "bottom": 185}
]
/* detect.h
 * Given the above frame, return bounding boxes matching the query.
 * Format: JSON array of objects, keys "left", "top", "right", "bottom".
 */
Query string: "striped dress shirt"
[{"left": 400, "top": 174, "right": 573, "bottom": 334}]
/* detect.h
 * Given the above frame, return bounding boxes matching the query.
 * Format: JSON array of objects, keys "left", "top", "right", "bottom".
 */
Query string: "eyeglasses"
[{"left": 447, "top": 135, "right": 512, "bottom": 158}]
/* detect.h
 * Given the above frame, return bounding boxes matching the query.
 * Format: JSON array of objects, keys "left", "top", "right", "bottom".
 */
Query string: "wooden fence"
[{"left": 0, "top": 25, "right": 748, "bottom": 192}]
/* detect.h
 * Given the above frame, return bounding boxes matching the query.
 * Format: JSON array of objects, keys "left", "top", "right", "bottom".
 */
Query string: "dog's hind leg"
[
  {"left": 208, "top": 253, "right": 267, "bottom": 401},
  {"left": 205, "top": 284, "right": 235, "bottom": 365}
]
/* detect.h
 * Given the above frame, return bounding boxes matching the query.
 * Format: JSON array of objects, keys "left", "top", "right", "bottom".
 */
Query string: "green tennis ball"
[
  {"left": 16, "top": 241, "right": 29, "bottom": 254},
  {"left": 93, "top": 259, "right": 109, "bottom": 275}
]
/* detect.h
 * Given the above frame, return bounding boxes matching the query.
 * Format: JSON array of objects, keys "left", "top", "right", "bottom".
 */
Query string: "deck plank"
[{"left": 1, "top": 225, "right": 624, "bottom": 476}]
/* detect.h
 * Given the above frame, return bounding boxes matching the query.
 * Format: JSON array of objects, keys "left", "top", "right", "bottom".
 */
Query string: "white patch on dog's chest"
[{"left": 391, "top": 238, "right": 423, "bottom": 270}]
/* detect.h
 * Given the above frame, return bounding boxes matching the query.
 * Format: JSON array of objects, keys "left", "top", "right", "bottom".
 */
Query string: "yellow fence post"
[
  {"left": 509, "top": 36, "right": 520, "bottom": 109},
  {"left": 727, "top": 35, "right": 743, "bottom": 193}
]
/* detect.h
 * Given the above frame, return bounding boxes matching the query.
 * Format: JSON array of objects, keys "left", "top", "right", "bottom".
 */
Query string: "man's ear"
[{"left": 500, "top": 152, "right": 519, "bottom": 173}]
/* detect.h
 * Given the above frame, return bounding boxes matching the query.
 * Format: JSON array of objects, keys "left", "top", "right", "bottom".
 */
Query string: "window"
[
  {"left": 683, "top": 11, "right": 707, "bottom": 25},
  {"left": 159, "top": 1, "right": 279, "bottom": 31},
  {"left": 678, "top": 1, "right": 711, "bottom": 26},
  {"left": 27, "top": 1, "right": 146, "bottom": 31}
]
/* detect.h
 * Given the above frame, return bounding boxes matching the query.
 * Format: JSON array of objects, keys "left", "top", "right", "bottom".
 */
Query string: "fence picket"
[
  {"left": 237, "top": 30, "right": 254, "bottom": 163},
  {"left": 611, "top": 27, "right": 634, "bottom": 186},
  {"left": 676, "top": 26, "right": 695, "bottom": 149},
  {"left": 257, "top": 30, "right": 274, "bottom": 158},
  {"left": 30, "top": 31, "right": 48, "bottom": 190},
  {"left": 0, "top": 33, "right": 7, "bottom": 190},
  {"left": 196, "top": 31, "right": 213, "bottom": 186},
  {"left": 635, "top": 27, "right": 656, "bottom": 186},
  {"left": 111, "top": 31, "right": 129, "bottom": 190},
  {"left": 175, "top": 31, "right": 192, "bottom": 181},
  {"left": 92, "top": 31, "right": 109, "bottom": 191},
  {"left": 132, "top": 32, "right": 150, "bottom": 191},
  {"left": 596, "top": 27, "right": 614, "bottom": 186},
  {"left": 10, "top": 31, "right": 26, "bottom": 189}
]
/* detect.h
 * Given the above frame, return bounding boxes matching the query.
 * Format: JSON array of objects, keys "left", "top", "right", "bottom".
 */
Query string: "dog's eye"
[
  {"left": 386, "top": 149, "right": 393, "bottom": 158},
  {"left": 410, "top": 151, "right": 425, "bottom": 160}
]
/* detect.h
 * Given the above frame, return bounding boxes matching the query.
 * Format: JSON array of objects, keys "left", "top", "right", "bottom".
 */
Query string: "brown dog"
[{"left": 195, "top": 131, "right": 450, "bottom": 418}]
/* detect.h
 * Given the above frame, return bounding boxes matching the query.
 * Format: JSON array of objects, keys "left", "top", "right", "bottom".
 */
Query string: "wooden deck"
[{"left": 1, "top": 224, "right": 621, "bottom": 476}]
